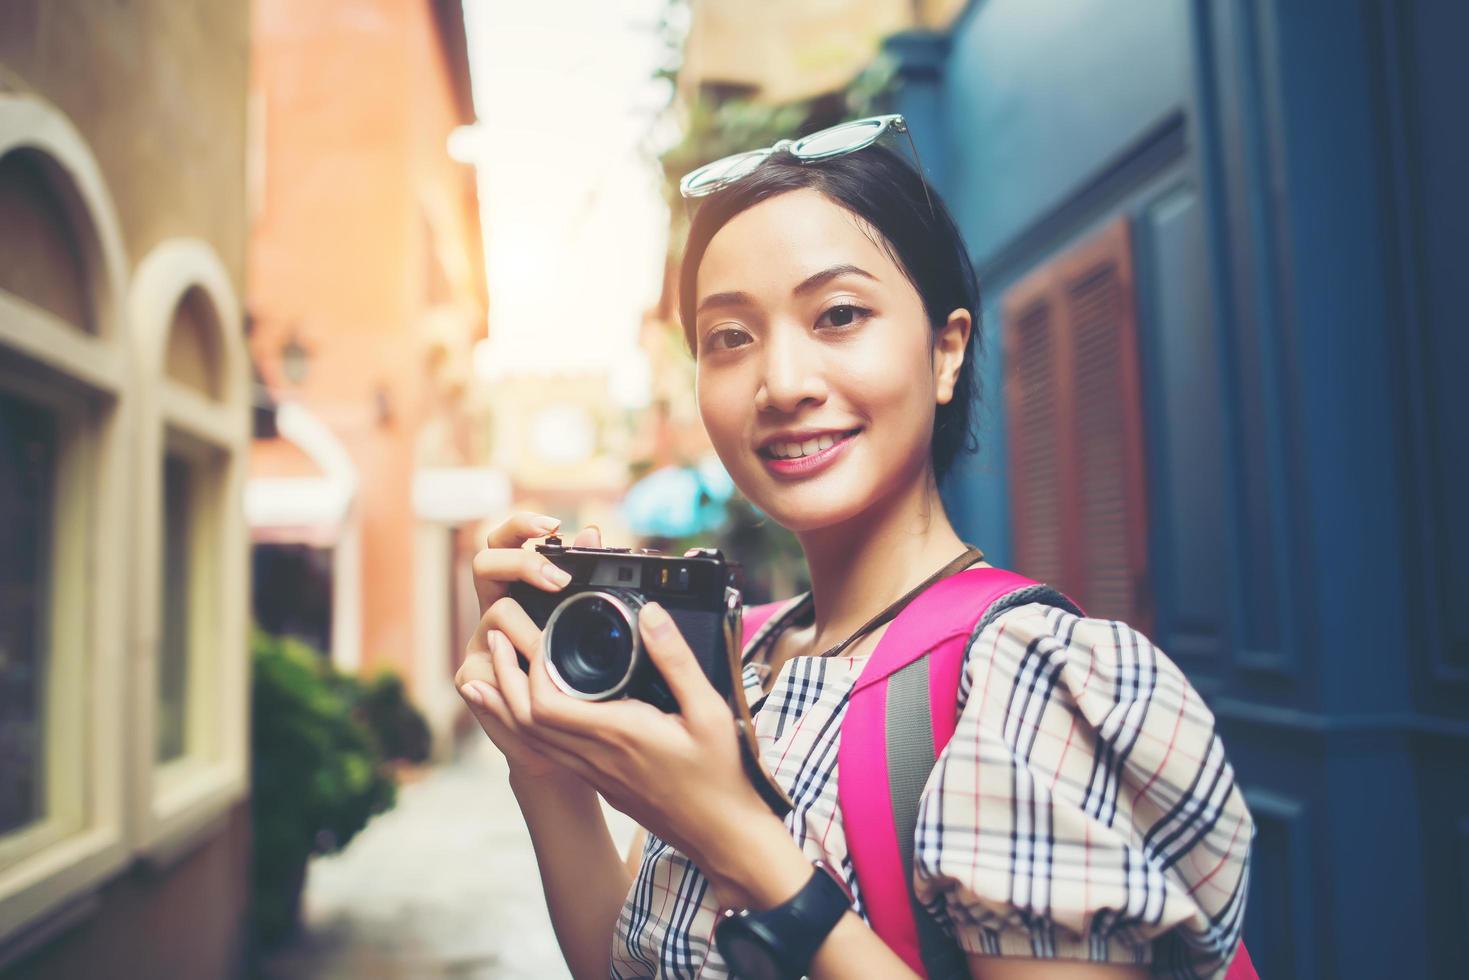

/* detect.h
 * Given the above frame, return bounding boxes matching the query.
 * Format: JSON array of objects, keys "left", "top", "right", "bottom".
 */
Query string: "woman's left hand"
[{"left": 481, "top": 594, "right": 773, "bottom": 868}]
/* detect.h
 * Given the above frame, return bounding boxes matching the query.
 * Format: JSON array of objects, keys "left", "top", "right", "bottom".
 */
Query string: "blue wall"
[{"left": 893, "top": 1, "right": 1469, "bottom": 976}]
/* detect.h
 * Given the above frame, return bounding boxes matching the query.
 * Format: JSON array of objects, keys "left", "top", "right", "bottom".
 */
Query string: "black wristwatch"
[{"left": 714, "top": 861, "right": 852, "bottom": 980}]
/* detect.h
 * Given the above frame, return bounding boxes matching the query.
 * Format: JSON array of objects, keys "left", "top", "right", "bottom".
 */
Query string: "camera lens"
[{"left": 543, "top": 591, "right": 642, "bottom": 699}]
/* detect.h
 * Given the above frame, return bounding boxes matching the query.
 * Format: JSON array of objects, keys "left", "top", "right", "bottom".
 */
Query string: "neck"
[{"left": 792, "top": 467, "right": 968, "bottom": 652}]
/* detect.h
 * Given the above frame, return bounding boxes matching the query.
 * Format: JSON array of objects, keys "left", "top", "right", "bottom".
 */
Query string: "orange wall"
[{"left": 248, "top": 0, "right": 485, "bottom": 688}]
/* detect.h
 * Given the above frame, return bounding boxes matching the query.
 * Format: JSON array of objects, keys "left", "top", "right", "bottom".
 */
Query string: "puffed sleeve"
[{"left": 912, "top": 602, "right": 1253, "bottom": 980}]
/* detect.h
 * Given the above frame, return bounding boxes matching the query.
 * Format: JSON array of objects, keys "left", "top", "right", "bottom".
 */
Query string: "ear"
[{"left": 932, "top": 308, "right": 972, "bottom": 406}]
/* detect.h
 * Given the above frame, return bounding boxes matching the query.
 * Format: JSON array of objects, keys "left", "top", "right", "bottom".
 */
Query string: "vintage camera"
[{"left": 507, "top": 535, "right": 744, "bottom": 712}]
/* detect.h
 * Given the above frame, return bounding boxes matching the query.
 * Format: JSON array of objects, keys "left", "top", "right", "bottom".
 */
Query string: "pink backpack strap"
[
  {"left": 1225, "top": 941, "right": 1259, "bottom": 979},
  {"left": 839, "top": 569, "right": 1261, "bottom": 977},
  {"left": 840, "top": 568, "right": 1055, "bottom": 975},
  {"left": 741, "top": 595, "right": 806, "bottom": 658}
]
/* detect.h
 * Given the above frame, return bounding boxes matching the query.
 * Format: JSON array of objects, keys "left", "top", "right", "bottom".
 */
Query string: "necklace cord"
[{"left": 815, "top": 544, "right": 984, "bottom": 659}]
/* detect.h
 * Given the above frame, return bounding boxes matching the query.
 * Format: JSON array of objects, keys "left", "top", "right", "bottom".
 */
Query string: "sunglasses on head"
[{"left": 678, "top": 113, "right": 934, "bottom": 217}]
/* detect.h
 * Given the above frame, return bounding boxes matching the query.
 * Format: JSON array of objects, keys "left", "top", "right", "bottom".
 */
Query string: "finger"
[
  {"left": 571, "top": 524, "right": 601, "bottom": 548},
  {"left": 483, "top": 595, "right": 546, "bottom": 668},
  {"left": 470, "top": 545, "right": 575, "bottom": 614},
  {"left": 473, "top": 511, "right": 559, "bottom": 609},
  {"left": 464, "top": 647, "right": 598, "bottom": 761},
  {"left": 488, "top": 629, "right": 535, "bottom": 728},
  {"left": 463, "top": 686, "right": 598, "bottom": 786},
  {"left": 455, "top": 635, "right": 494, "bottom": 689},
  {"left": 521, "top": 630, "right": 633, "bottom": 740},
  {"left": 461, "top": 678, "right": 517, "bottom": 735},
  {"left": 485, "top": 631, "right": 603, "bottom": 756},
  {"left": 482, "top": 599, "right": 615, "bottom": 739},
  {"left": 486, "top": 511, "right": 562, "bottom": 550},
  {"left": 637, "top": 602, "right": 724, "bottom": 729}
]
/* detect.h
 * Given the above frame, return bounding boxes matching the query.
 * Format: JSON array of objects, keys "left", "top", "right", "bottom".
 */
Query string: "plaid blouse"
[{"left": 610, "top": 591, "right": 1253, "bottom": 979}]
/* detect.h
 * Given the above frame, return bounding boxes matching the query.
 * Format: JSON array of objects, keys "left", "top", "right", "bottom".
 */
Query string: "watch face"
[
  {"left": 714, "top": 865, "right": 850, "bottom": 979},
  {"left": 720, "top": 930, "right": 783, "bottom": 980}
]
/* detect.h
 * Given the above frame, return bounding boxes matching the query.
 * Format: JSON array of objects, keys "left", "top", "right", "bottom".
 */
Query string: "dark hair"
[{"left": 677, "top": 143, "right": 982, "bottom": 484}]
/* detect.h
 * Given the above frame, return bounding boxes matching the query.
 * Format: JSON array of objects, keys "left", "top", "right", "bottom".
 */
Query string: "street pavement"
[{"left": 257, "top": 732, "right": 637, "bottom": 980}]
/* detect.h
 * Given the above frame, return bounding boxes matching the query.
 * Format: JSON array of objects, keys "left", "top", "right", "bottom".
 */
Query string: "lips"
[{"left": 757, "top": 427, "right": 861, "bottom": 478}]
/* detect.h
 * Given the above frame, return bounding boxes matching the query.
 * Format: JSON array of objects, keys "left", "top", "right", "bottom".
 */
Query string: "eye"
[
  {"left": 705, "top": 325, "right": 752, "bottom": 352},
  {"left": 817, "top": 304, "right": 873, "bottom": 330}
]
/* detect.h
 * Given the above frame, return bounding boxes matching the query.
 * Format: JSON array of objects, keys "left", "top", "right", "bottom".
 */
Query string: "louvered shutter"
[
  {"left": 1003, "top": 282, "right": 1074, "bottom": 592},
  {"left": 1002, "top": 219, "right": 1151, "bottom": 632}
]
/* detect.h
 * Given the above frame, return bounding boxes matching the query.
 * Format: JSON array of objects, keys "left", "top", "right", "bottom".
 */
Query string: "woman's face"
[{"left": 693, "top": 188, "right": 961, "bottom": 533}]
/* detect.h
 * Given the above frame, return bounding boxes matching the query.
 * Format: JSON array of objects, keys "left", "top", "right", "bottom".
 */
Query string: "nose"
[{"left": 754, "top": 321, "right": 827, "bottom": 415}]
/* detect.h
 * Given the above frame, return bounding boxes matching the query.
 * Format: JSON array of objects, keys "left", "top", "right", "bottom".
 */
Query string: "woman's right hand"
[{"left": 456, "top": 511, "right": 601, "bottom": 781}]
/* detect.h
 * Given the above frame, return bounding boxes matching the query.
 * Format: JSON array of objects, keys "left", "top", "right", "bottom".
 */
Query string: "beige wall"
[
  {"left": 6, "top": 806, "right": 253, "bottom": 980},
  {"left": 0, "top": 1, "right": 252, "bottom": 975},
  {"left": 0, "top": 0, "right": 251, "bottom": 295}
]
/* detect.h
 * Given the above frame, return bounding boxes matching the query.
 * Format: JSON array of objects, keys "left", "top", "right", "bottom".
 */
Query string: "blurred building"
[
  {"left": 0, "top": 2, "right": 253, "bottom": 977},
  {"left": 245, "top": 0, "right": 493, "bottom": 761},
  {"left": 487, "top": 370, "right": 631, "bottom": 537},
  {"left": 668, "top": 1, "right": 1469, "bottom": 976},
  {"left": 637, "top": 0, "right": 970, "bottom": 505},
  {"left": 884, "top": 3, "right": 1462, "bottom": 977},
  {"left": 678, "top": 0, "right": 966, "bottom": 105}
]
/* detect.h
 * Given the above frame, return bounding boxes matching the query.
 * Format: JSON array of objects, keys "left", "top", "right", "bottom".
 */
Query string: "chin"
[{"left": 743, "top": 481, "right": 874, "bottom": 536}]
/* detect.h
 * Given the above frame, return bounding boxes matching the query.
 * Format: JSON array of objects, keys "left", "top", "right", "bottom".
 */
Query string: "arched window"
[
  {"left": 127, "top": 240, "right": 248, "bottom": 862},
  {"left": 0, "top": 92, "right": 133, "bottom": 935}
]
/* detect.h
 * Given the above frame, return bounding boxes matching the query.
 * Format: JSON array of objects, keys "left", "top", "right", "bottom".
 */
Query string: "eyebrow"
[{"left": 695, "top": 263, "right": 879, "bottom": 319}]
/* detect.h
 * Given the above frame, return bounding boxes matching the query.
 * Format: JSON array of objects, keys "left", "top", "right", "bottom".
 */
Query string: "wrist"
[
  {"left": 714, "top": 859, "right": 855, "bottom": 980},
  {"left": 697, "top": 809, "right": 811, "bottom": 911},
  {"left": 508, "top": 765, "right": 592, "bottom": 805}
]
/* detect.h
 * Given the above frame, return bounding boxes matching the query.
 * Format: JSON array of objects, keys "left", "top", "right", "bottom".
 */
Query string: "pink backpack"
[{"left": 743, "top": 567, "right": 1258, "bottom": 979}]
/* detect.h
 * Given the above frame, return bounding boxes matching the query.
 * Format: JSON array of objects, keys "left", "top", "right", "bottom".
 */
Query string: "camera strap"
[
  {"left": 734, "top": 543, "right": 986, "bottom": 819},
  {"left": 812, "top": 544, "right": 985, "bottom": 660}
]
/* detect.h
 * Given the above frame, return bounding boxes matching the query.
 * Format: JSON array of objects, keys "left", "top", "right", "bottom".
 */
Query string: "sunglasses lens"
[
  {"left": 681, "top": 149, "right": 771, "bottom": 197},
  {"left": 792, "top": 117, "right": 889, "bottom": 158}
]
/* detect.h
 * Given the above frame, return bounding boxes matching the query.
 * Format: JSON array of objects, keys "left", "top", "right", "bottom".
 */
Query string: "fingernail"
[
  {"left": 461, "top": 682, "right": 485, "bottom": 707},
  {"left": 532, "top": 516, "right": 561, "bottom": 534},
  {"left": 641, "top": 601, "right": 669, "bottom": 629},
  {"left": 542, "top": 564, "right": 572, "bottom": 588}
]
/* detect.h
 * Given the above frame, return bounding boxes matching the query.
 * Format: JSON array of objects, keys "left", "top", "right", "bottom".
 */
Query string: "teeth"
[{"left": 767, "top": 430, "right": 852, "bottom": 459}]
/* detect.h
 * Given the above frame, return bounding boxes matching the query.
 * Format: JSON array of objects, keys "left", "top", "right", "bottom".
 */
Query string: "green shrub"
[
  {"left": 340, "top": 669, "right": 432, "bottom": 766},
  {"left": 249, "top": 628, "right": 419, "bottom": 947}
]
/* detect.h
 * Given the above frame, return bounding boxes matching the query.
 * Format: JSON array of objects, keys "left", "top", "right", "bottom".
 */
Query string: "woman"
[{"left": 456, "top": 117, "right": 1253, "bottom": 980}]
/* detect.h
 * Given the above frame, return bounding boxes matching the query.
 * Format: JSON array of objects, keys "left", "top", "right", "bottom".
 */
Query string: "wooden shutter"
[
  {"left": 1004, "top": 291, "right": 1073, "bottom": 592},
  {"left": 1002, "top": 219, "right": 1151, "bottom": 632}
]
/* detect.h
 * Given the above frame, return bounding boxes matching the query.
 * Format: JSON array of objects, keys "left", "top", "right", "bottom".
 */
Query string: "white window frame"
[
  {"left": 0, "top": 92, "right": 134, "bottom": 942},
  {"left": 127, "top": 240, "right": 249, "bottom": 869}
]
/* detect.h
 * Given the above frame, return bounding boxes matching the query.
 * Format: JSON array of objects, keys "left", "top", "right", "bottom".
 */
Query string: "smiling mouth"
[{"left": 757, "top": 428, "right": 863, "bottom": 461}]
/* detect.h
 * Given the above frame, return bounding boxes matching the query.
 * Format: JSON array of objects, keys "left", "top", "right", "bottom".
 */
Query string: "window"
[
  {"left": 0, "top": 373, "right": 101, "bottom": 897},
  {"left": 158, "top": 454, "right": 193, "bottom": 763},
  {"left": 251, "top": 543, "right": 335, "bottom": 657},
  {"left": 0, "top": 91, "right": 134, "bottom": 939},
  {"left": 127, "top": 239, "right": 249, "bottom": 864},
  {"left": 0, "top": 391, "right": 57, "bottom": 837},
  {"left": 1002, "top": 218, "right": 1152, "bottom": 630},
  {"left": 157, "top": 446, "right": 225, "bottom": 765}
]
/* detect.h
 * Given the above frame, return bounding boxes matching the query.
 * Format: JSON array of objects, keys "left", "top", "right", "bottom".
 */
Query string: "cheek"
[
  {"left": 695, "top": 367, "right": 747, "bottom": 456},
  {"left": 844, "top": 330, "right": 933, "bottom": 420}
]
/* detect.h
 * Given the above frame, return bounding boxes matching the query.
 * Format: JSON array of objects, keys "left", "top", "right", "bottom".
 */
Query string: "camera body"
[{"left": 507, "top": 536, "right": 744, "bottom": 712}]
